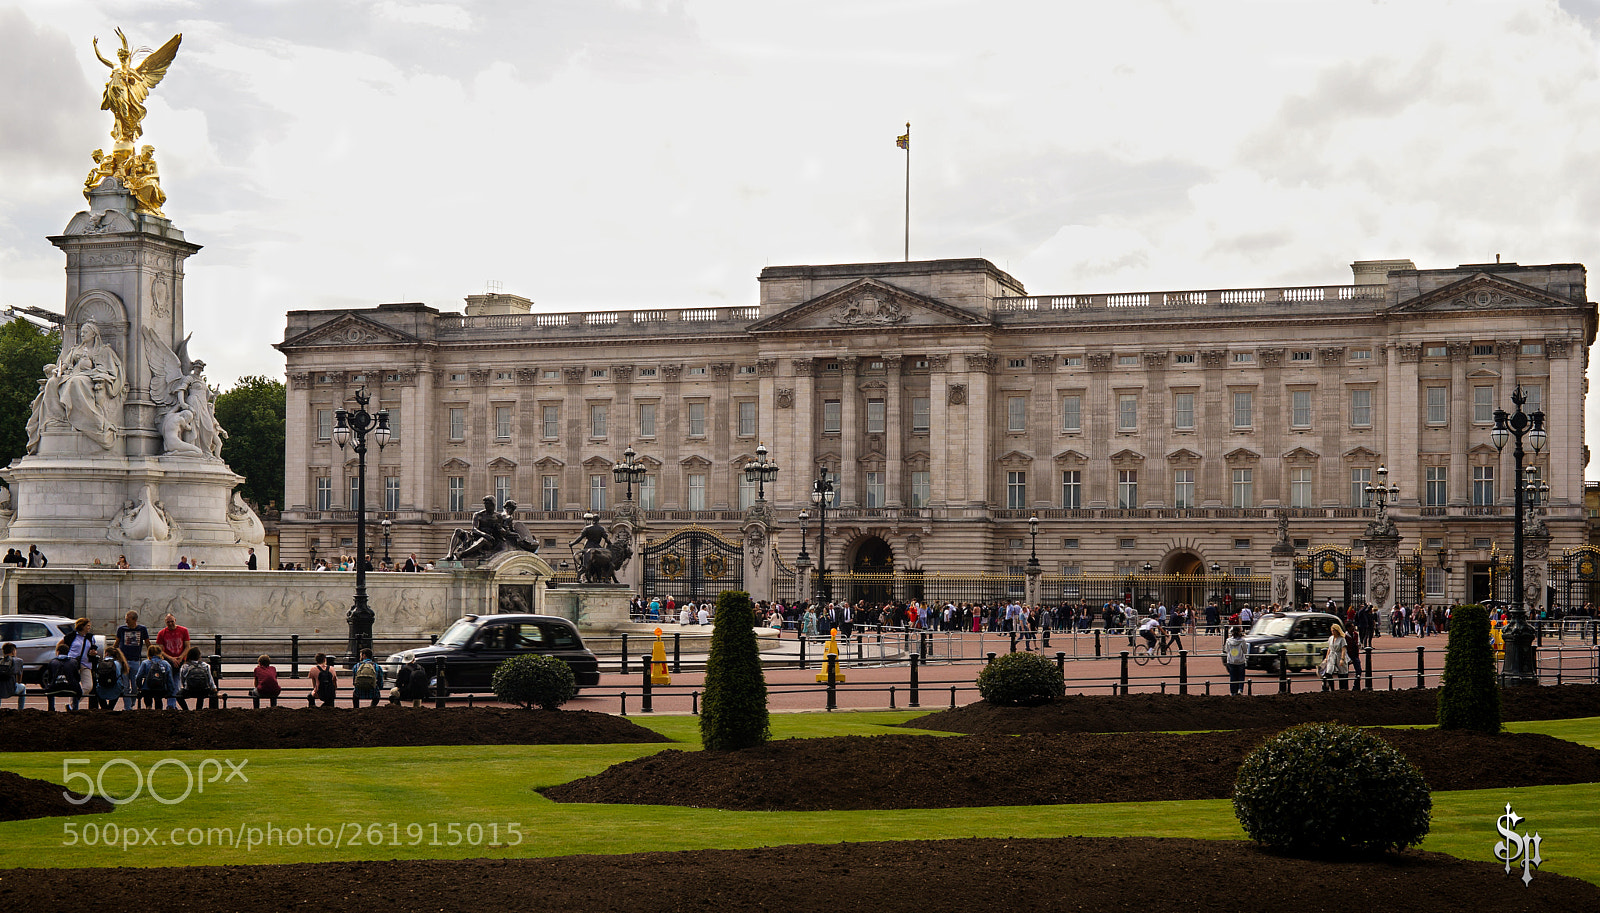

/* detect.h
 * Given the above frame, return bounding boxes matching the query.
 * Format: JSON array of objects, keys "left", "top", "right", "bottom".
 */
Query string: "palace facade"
[{"left": 277, "top": 256, "right": 1595, "bottom": 607}]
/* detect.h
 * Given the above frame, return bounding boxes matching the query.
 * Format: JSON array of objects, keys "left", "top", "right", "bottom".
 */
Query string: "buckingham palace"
[{"left": 276, "top": 255, "right": 1595, "bottom": 609}]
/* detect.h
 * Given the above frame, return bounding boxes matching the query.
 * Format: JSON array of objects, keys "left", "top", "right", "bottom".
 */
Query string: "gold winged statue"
[{"left": 85, "top": 29, "right": 181, "bottom": 218}]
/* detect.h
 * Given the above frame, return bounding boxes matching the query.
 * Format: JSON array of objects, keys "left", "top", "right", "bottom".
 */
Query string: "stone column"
[
  {"left": 884, "top": 355, "right": 904, "bottom": 507},
  {"left": 1448, "top": 342, "right": 1471, "bottom": 505},
  {"left": 1025, "top": 563, "right": 1042, "bottom": 607},
  {"left": 928, "top": 354, "right": 950, "bottom": 507},
  {"left": 1391, "top": 344, "right": 1421, "bottom": 507},
  {"left": 964, "top": 353, "right": 996, "bottom": 508},
  {"left": 743, "top": 505, "right": 774, "bottom": 602},
  {"left": 1364, "top": 525, "right": 1402, "bottom": 613},
  {"left": 839, "top": 356, "right": 859, "bottom": 506}
]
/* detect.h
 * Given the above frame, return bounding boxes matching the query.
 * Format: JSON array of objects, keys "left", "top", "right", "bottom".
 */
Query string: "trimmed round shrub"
[
  {"left": 1233, "top": 722, "right": 1431, "bottom": 855},
  {"left": 976, "top": 651, "right": 1065, "bottom": 706},
  {"left": 1437, "top": 603, "right": 1501, "bottom": 733},
  {"left": 492, "top": 654, "right": 577, "bottom": 710},
  {"left": 699, "top": 589, "right": 770, "bottom": 751}
]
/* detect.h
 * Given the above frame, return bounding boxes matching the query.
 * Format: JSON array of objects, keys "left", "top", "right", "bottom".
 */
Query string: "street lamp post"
[
  {"left": 1210, "top": 561, "right": 1222, "bottom": 609},
  {"left": 810, "top": 469, "right": 835, "bottom": 602},
  {"left": 1491, "top": 385, "right": 1547, "bottom": 686},
  {"left": 381, "top": 517, "right": 392, "bottom": 566},
  {"left": 332, "top": 388, "right": 390, "bottom": 658},
  {"left": 743, "top": 442, "right": 779, "bottom": 502},
  {"left": 612, "top": 444, "right": 647, "bottom": 503},
  {"left": 796, "top": 510, "right": 810, "bottom": 563},
  {"left": 1027, "top": 515, "right": 1040, "bottom": 568}
]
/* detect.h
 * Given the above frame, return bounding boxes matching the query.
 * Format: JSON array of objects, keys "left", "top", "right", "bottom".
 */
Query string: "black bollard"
[
  {"left": 1119, "top": 651, "right": 1129, "bottom": 695},
  {"left": 1278, "top": 649, "right": 1290, "bottom": 694},
  {"left": 825, "top": 654, "right": 838, "bottom": 711},
  {"left": 208, "top": 654, "right": 223, "bottom": 709},
  {"left": 434, "top": 659, "right": 448, "bottom": 709},
  {"left": 673, "top": 632, "right": 682, "bottom": 674},
  {"left": 620, "top": 634, "right": 629, "bottom": 676},
  {"left": 1094, "top": 629, "right": 1102, "bottom": 658},
  {"left": 1055, "top": 651, "right": 1066, "bottom": 677},
  {"left": 290, "top": 634, "right": 300, "bottom": 679},
  {"left": 799, "top": 634, "right": 807, "bottom": 670},
  {"left": 1364, "top": 646, "right": 1374, "bottom": 691},
  {"left": 1416, "top": 645, "right": 1426, "bottom": 689},
  {"left": 909, "top": 653, "right": 921, "bottom": 708},
  {"left": 986, "top": 651, "right": 997, "bottom": 665},
  {"left": 1009, "top": 630, "right": 1017, "bottom": 653},
  {"left": 1178, "top": 650, "right": 1188, "bottom": 695},
  {"left": 214, "top": 634, "right": 223, "bottom": 658},
  {"left": 640, "top": 654, "right": 653, "bottom": 714}
]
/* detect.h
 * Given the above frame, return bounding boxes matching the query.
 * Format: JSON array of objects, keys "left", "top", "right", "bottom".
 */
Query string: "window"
[
  {"left": 687, "top": 402, "right": 706, "bottom": 437},
  {"left": 495, "top": 406, "right": 512, "bottom": 440},
  {"left": 541, "top": 475, "right": 559, "bottom": 511},
  {"left": 316, "top": 409, "right": 332, "bottom": 441},
  {"left": 350, "top": 476, "right": 361, "bottom": 509},
  {"left": 589, "top": 474, "right": 606, "bottom": 512},
  {"left": 1522, "top": 385, "right": 1542, "bottom": 414},
  {"left": 448, "top": 476, "right": 464, "bottom": 512},
  {"left": 1009, "top": 358, "right": 1027, "bottom": 368},
  {"left": 1521, "top": 343, "right": 1543, "bottom": 356},
  {"left": 737, "top": 364, "right": 756, "bottom": 375},
  {"left": 687, "top": 473, "right": 706, "bottom": 510},
  {"left": 1233, "top": 351, "right": 1254, "bottom": 363},
  {"left": 1350, "top": 349, "right": 1371, "bottom": 361},
  {"left": 1063, "top": 538, "right": 1079, "bottom": 549},
  {"left": 820, "top": 469, "right": 841, "bottom": 507},
  {"left": 1117, "top": 354, "right": 1138, "bottom": 366},
  {"left": 638, "top": 366, "right": 656, "bottom": 378},
  {"left": 541, "top": 405, "right": 559, "bottom": 439},
  {"left": 1062, "top": 355, "right": 1083, "bottom": 367},
  {"left": 1173, "top": 469, "right": 1194, "bottom": 509},
  {"left": 1351, "top": 468, "right": 1372, "bottom": 507},
  {"left": 315, "top": 477, "right": 331, "bottom": 511},
  {"left": 1061, "top": 470, "right": 1081, "bottom": 509},
  {"left": 1291, "top": 350, "right": 1313, "bottom": 362},
  {"left": 1062, "top": 395, "right": 1082, "bottom": 432},
  {"left": 739, "top": 475, "right": 756, "bottom": 510},
  {"left": 738, "top": 401, "right": 757, "bottom": 437},
  {"left": 494, "top": 475, "right": 510, "bottom": 507},
  {"left": 590, "top": 368, "right": 607, "bottom": 379},
  {"left": 541, "top": 369, "right": 559, "bottom": 380},
  {"left": 495, "top": 371, "right": 512, "bottom": 381},
  {"left": 1473, "top": 466, "right": 1495, "bottom": 505},
  {"left": 1006, "top": 396, "right": 1026, "bottom": 432},
  {"left": 1290, "top": 468, "right": 1312, "bottom": 508},
  {"left": 1173, "top": 393, "right": 1194, "bottom": 430},
  {"left": 822, "top": 400, "right": 841, "bottom": 433},
  {"left": 1117, "top": 394, "right": 1138, "bottom": 431},
  {"left": 1231, "top": 468, "right": 1253, "bottom": 508},
  {"left": 1474, "top": 536, "right": 1492, "bottom": 549},
  {"left": 1232, "top": 391, "right": 1253, "bottom": 428},
  {"left": 867, "top": 398, "right": 886, "bottom": 433},
  {"left": 1006, "top": 471, "right": 1026, "bottom": 509},
  {"left": 1174, "top": 353, "right": 1195, "bottom": 364},
  {"left": 1351, "top": 389, "right": 1372, "bottom": 427},
  {"left": 1291, "top": 390, "right": 1312, "bottom": 428},
  {"left": 1234, "top": 539, "right": 1251, "bottom": 550},
  {"left": 448, "top": 408, "right": 465, "bottom": 440},
  {"left": 638, "top": 402, "right": 657, "bottom": 438},
  {"left": 911, "top": 397, "right": 930, "bottom": 433},
  {"left": 687, "top": 365, "right": 706, "bottom": 376},
  {"left": 1426, "top": 386, "right": 1448, "bottom": 424},
  {"left": 1425, "top": 345, "right": 1448, "bottom": 358},
  {"left": 1119, "top": 538, "right": 1136, "bottom": 550},
  {"left": 639, "top": 474, "right": 657, "bottom": 510},
  {"left": 910, "top": 471, "right": 931, "bottom": 507},
  {"left": 1473, "top": 386, "right": 1495, "bottom": 423},
  {"left": 1117, "top": 470, "right": 1137, "bottom": 509},
  {"left": 590, "top": 404, "right": 608, "bottom": 438},
  {"left": 1473, "top": 344, "right": 1494, "bottom": 356},
  {"left": 383, "top": 407, "right": 400, "bottom": 441},
  {"left": 1425, "top": 466, "right": 1447, "bottom": 506},
  {"left": 448, "top": 372, "right": 466, "bottom": 383},
  {"left": 866, "top": 471, "right": 885, "bottom": 508},
  {"left": 1425, "top": 567, "right": 1445, "bottom": 597},
  {"left": 384, "top": 476, "right": 400, "bottom": 512}
]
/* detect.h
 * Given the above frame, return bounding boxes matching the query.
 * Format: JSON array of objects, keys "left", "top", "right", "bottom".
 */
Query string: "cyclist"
[{"left": 1138, "top": 615, "right": 1165, "bottom": 657}]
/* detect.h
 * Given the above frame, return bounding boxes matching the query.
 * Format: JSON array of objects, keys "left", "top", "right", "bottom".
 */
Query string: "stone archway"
[
  {"left": 848, "top": 536, "right": 895, "bottom": 605},
  {"left": 1160, "top": 550, "right": 1207, "bottom": 611}
]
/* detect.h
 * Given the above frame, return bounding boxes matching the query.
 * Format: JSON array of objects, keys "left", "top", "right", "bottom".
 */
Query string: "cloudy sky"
[{"left": 3, "top": 0, "right": 1600, "bottom": 473}]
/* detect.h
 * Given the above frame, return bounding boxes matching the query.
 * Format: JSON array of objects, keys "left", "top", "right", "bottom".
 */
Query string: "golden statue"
[{"left": 85, "top": 29, "right": 180, "bottom": 218}]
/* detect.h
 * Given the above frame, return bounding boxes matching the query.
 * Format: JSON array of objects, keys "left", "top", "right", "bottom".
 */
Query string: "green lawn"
[{"left": 0, "top": 711, "right": 1593, "bottom": 886}]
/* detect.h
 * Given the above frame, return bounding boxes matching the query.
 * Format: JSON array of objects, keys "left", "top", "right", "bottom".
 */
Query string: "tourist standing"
[{"left": 1223, "top": 625, "right": 1248, "bottom": 695}]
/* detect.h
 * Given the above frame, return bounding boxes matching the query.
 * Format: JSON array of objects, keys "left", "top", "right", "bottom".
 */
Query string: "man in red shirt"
[{"left": 156, "top": 614, "right": 190, "bottom": 669}]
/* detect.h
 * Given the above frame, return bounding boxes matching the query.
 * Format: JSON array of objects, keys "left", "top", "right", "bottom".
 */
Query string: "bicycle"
[{"left": 1132, "top": 632, "right": 1180, "bottom": 665}]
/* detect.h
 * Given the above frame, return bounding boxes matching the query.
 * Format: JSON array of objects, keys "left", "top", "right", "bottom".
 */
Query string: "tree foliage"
[
  {"left": 492, "top": 653, "right": 577, "bottom": 710},
  {"left": 215, "top": 375, "right": 286, "bottom": 509},
  {"left": 0, "top": 318, "right": 60, "bottom": 469},
  {"left": 1436, "top": 603, "right": 1501, "bottom": 733},
  {"left": 699, "top": 589, "right": 770, "bottom": 751}
]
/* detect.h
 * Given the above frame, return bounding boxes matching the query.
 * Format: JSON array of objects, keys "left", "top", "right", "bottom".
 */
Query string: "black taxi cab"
[
  {"left": 1243, "top": 611, "right": 1343, "bottom": 674},
  {"left": 386, "top": 613, "right": 601, "bottom": 693}
]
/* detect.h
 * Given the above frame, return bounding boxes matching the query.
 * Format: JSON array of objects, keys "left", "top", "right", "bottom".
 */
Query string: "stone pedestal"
[
  {"left": 544, "top": 583, "right": 633, "bottom": 630},
  {"left": 1365, "top": 531, "right": 1401, "bottom": 612}
]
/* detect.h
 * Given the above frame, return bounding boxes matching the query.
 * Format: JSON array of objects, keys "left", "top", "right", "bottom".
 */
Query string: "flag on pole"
[{"left": 896, "top": 125, "right": 909, "bottom": 149}]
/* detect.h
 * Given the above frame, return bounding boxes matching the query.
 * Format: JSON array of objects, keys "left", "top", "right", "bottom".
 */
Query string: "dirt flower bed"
[{"left": 0, "top": 770, "right": 112, "bottom": 822}]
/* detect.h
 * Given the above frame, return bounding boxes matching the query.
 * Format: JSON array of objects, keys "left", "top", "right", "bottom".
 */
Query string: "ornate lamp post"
[
  {"left": 1491, "top": 386, "right": 1546, "bottom": 685},
  {"left": 810, "top": 469, "right": 835, "bottom": 601},
  {"left": 1210, "top": 561, "right": 1222, "bottom": 608},
  {"left": 332, "top": 388, "right": 390, "bottom": 657},
  {"left": 1027, "top": 515, "right": 1040, "bottom": 568},
  {"left": 796, "top": 510, "right": 810, "bottom": 562},
  {"left": 743, "top": 442, "right": 780, "bottom": 502},
  {"left": 612, "top": 444, "right": 647, "bottom": 502},
  {"left": 381, "top": 517, "right": 392, "bottom": 565},
  {"left": 1365, "top": 464, "right": 1400, "bottom": 516}
]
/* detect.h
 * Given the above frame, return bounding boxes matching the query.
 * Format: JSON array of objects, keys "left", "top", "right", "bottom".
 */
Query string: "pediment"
[
  {"left": 532, "top": 456, "right": 564, "bottom": 470},
  {"left": 857, "top": 449, "right": 886, "bottom": 464},
  {"left": 1224, "top": 447, "right": 1261, "bottom": 463},
  {"left": 1282, "top": 446, "right": 1320, "bottom": 462},
  {"left": 902, "top": 449, "right": 932, "bottom": 463},
  {"left": 1466, "top": 368, "right": 1501, "bottom": 379},
  {"left": 1109, "top": 448, "right": 1144, "bottom": 464},
  {"left": 486, "top": 457, "right": 517, "bottom": 470},
  {"left": 1343, "top": 446, "right": 1380, "bottom": 463},
  {"left": 1391, "top": 273, "right": 1578, "bottom": 314},
  {"left": 746, "top": 277, "right": 990, "bottom": 334},
  {"left": 680, "top": 455, "right": 712, "bottom": 468},
  {"left": 1165, "top": 447, "right": 1203, "bottom": 465},
  {"left": 1053, "top": 448, "right": 1089, "bottom": 464},
  {"left": 581, "top": 455, "right": 613, "bottom": 469},
  {"left": 997, "top": 449, "right": 1032, "bottom": 466},
  {"left": 278, "top": 314, "right": 421, "bottom": 349},
  {"left": 440, "top": 458, "right": 470, "bottom": 471},
  {"left": 1467, "top": 443, "right": 1499, "bottom": 457}
]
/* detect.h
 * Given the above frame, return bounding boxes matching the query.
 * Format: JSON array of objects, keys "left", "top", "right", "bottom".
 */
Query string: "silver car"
[{"left": 0, "top": 615, "right": 104, "bottom": 683}]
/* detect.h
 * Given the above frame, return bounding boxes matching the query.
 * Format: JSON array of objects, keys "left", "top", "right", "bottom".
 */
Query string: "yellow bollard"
[
  {"left": 650, "top": 627, "right": 672, "bottom": 685},
  {"left": 815, "top": 628, "right": 847, "bottom": 682}
]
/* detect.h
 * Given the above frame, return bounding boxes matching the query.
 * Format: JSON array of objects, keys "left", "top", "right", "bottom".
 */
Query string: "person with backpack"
[
  {"left": 1223, "top": 625, "right": 1249, "bottom": 695},
  {"left": 136, "top": 645, "right": 176, "bottom": 709},
  {"left": 390, "top": 652, "right": 429, "bottom": 708},
  {"left": 62, "top": 617, "right": 96, "bottom": 697},
  {"left": 95, "top": 646, "right": 130, "bottom": 710},
  {"left": 350, "top": 648, "right": 384, "bottom": 707},
  {"left": 250, "top": 654, "right": 282, "bottom": 707},
  {"left": 42, "top": 642, "right": 82, "bottom": 710},
  {"left": 310, "top": 652, "right": 337, "bottom": 707},
  {"left": 0, "top": 642, "right": 27, "bottom": 709},
  {"left": 176, "top": 646, "right": 216, "bottom": 710}
]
